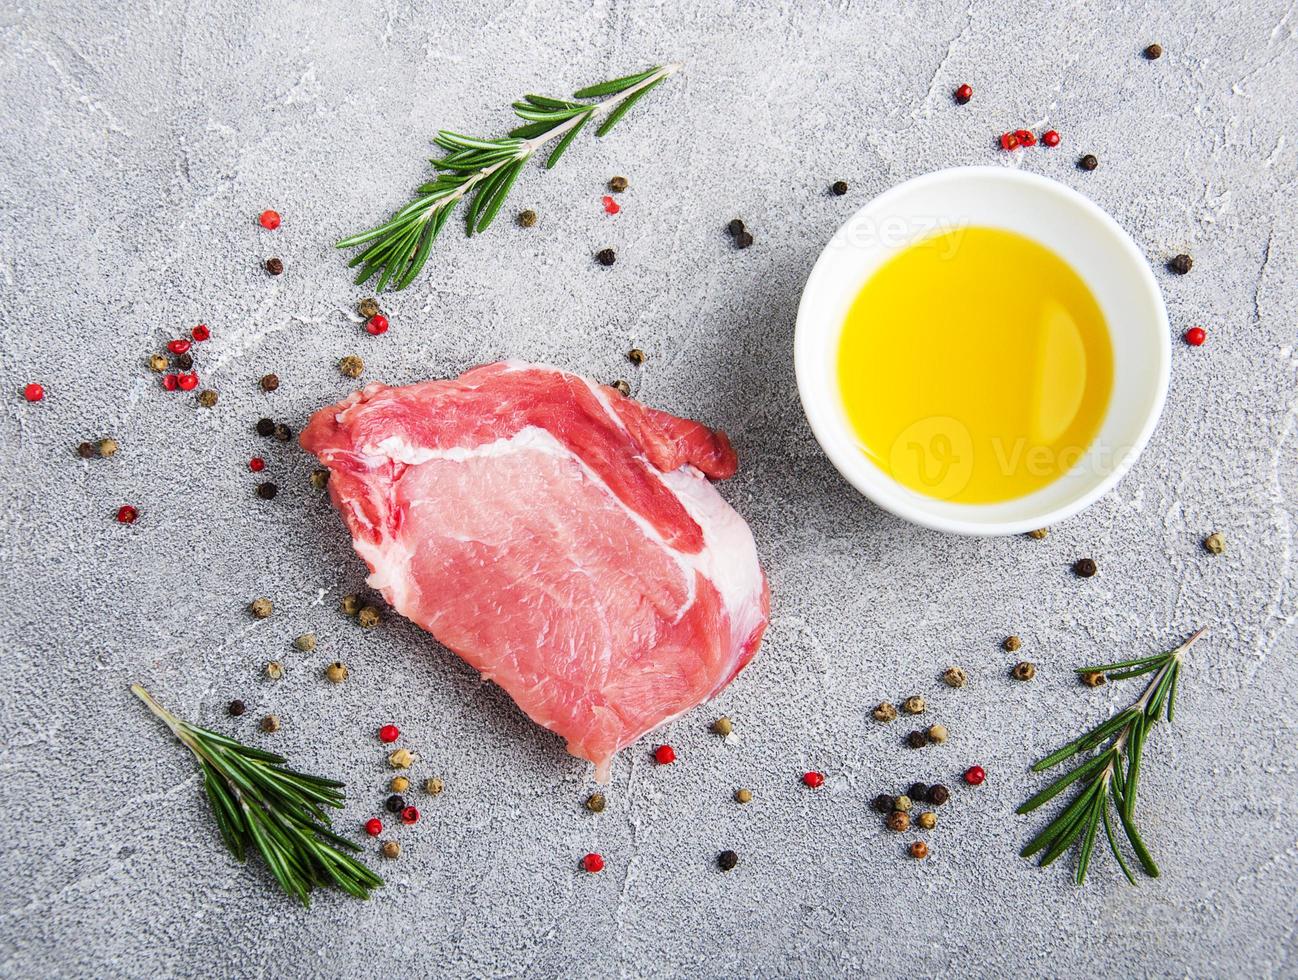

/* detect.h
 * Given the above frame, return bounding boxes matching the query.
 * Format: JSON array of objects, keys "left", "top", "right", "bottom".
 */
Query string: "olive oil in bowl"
[{"left": 836, "top": 226, "right": 1113, "bottom": 504}]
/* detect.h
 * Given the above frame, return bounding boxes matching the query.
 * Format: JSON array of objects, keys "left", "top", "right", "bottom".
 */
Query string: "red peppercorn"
[
  {"left": 964, "top": 765, "right": 986, "bottom": 786},
  {"left": 191, "top": 324, "right": 210, "bottom": 341},
  {"left": 1042, "top": 129, "right": 1061, "bottom": 147},
  {"left": 365, "top": 314, "right": 389, "bottom": 336},
  {"left": 1015, "top": 129, "right": 1037, "bottom": 147},
  {"left": 802, "top": 771, "right": 825, "bottom": 788},
  {"left": 116, "top": 505, "right": 139, "bottom": 524},
  {"left": 167, "top": 339, "right": 191, "bottom": 355},
  {"left": 581, "top": 852, "right": 604, "bottom": 873},
  {"left": 1184, "top": 326, "right": 1206, "bottom": 346},
  {"left": 259, "top": 210, "right": 281, "bottom": 230},
  {"left": 954, "top": 83, "right": 973, "bottom": 104},
  {"left": 379, "top": 724, "right": 400, "bottom": 743},
  {"left": 401, "top": 805, "right": 420, "bottom": 825},
  {"left": 364, "top": 817, "right": 383, "bottom": 837},
  {"left": 162, "top": 374, "right": 179, "bottom": 391},
  {"left": 602, "top": 195, "right": 621, "bottom": 215},
  {"left": 23, "top": 382, "right": 44, "bottom": 402},
  {"left": 177, "top": 372, "right": 199, "bottom": 391},
  {"left": 1000, "top": 132, "right": 1020, "bottom": 151},
  {"left": 653, "top": 744, "right": 676, "bottom": 765},
  {"left": 249, "top": 457, "right": 266, "bottom": 472}
]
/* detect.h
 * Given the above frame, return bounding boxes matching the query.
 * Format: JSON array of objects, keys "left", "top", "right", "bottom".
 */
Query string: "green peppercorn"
[
  {"left": 325, "top": 661, "right": 349, "bottom": 684},
  {"left": 357, "top": 605, "right": 381, "bottom": 628},
  {"left": 264, "top": 661, "right": 284, "bottom": 680},
  {"left": 1003, "top": 635, "right": 1022, "bottom": 652},
  {"left": 1081, "top": 671, "right": 1107, "bottom": 688},
  {"left": 517, "top": 209, "right": 537, "bottom": 228},
  {"left": 340, "top": 594, "right": 361, "bottom": 616},
  {"left": 927, "top": 723, "right": 949, "bottom": 744},
  {"left": 197, "top": 390, "right": 218, "bottom": 408},
  {"left": 424, "top": 777, "right": 445, "bottom": 796},
  {"left": 293, "top": 633, "right": 317, "bottom": 652},
  {"left": 148, "top": 353, "right": 169, "bottom": 373},
  {"left": 310, "top": 468, "right": 330, "bottom": 489},
  {"left": 1073, "top": 557, "right": 1098, "bottom": 578},
  {"left": 96, "top": 438, "right": 119, "bottom": 458},
  {"left": 381, "top": 840, "right": 401, "bottom": 859},
  {"left": 926, "top": 784, "right": 949, "bottom": 805},
  {"left": 608, "top": 176, "right": 629, "bottom": 193},
  {"left": 1028, "top": 527, "right": 1049, "bottom": 539},
  {"left": 717, "top": 849, "right": 739, "bottom": 871},
  {"left": 710, "top": 716, "right": 733, "bottom": 736},
  {"left": 917, "top": 811, "right": 937, "bottom": 830},
  {"left": 872, "top": 701, "right": 898, "bottom": 722},
  {"left": 249, "top": 597, "right": 273, "bottom": 619},
  {"left": 585, "top": 792, "right": 606, "bottom": 813},
  {"left": 902, "top": 696, "right": 926, "bottom": 715},
  {"left": 339, "top": 355, "right": 364, "bottom": 379},
  {"left": 893, "top": 795, "right": 912, "bottom": 812},
  {"left": 942, "top": 666, "right": 967, "bottom": 688},
  {"left": 272, "top": 423, "right": 291, "bottom": 442},
  {"left": 358, "top": 297, "right": 381, "bottom": 319},
  {"left": 734, "top": 788, "right": 753, "bottom": 804},
  {"left": 1203, "top": 531, "right": 1225, "bottom": 555}
]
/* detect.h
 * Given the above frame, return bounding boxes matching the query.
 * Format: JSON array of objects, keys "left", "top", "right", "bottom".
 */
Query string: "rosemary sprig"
[
  {"left": 336, "top": 62, "right": 681, "bottom": 291},
  {"left": 1016, "top": 627, "right": 1207, "bottom": 885},
  {"left": 132, "top": 684, "right": 382, "bottom": 906}
]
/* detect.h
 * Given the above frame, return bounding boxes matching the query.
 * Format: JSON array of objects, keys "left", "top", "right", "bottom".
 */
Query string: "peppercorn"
[
  {"left": 831, "top": 180, "right": 848, "bottom": 196},
  {"left": 654, "top": 744, "right": 677, "bottom": 765},
  {"left": 727, "top": 218, "right": 745, "bottom": 237},
  {"left": 265, "top": 661, "right": 284, "bottom": 680},
  {"left": 581, "top": 852, "right": 604, "bottom": 873},
  {"left": 341, "top": 594, "right": 361, "bottom": 616},
  {"left": 1081, "top": 671, "right": 1107, "bottom": 688},
  {"left": 325, "top": 661, "right": 349, "bottom": 683},
  {"left": 174, "top": 353, "right": 194, "bottom": 371},
  {"left": 390, "top": 776, "right": 410, "bottom": 793},
  {"left": 942, "top": 666, "right": 967, "bottom": 688},
  {"left": 871, "top": 794, "right": 894, "bottom": 813},
  {"left": 902, "top": 696, "right": 926, "bottom": 715},
  {"left": 1003, "top": 635, "right": 1022, "bottom": 653},
  {"left": 907, "top": 783, "right": 928, "bottom": 802},
  {"left": 1073, "top": 557, "right": 1098, "bottom": 578},
  {"left": 424, "top": 777, "right": 445, "bottom": 796},
  {"left": 385, "top": 794, "right": 406, "bottom": 813},
  {"left": 517, "top": 209, "right": 537, "bottom": 228},
  {"left": 802, "top": 770, "right": 824, "bottom": 788},
  {"left": 197, "top": 390, "right": 218, "bottom": 408},
  {"left": 886, "top": 811, "right": 910, "bottom": 832},
  {"left": 734, "top": 788, "right": 753, "bottom": 805},
  {"left": 95, "top": 437, "right": 119, "bottom": 458},
  {"left": 964, "top": 765, "right": 986, "bottom": 786},
  {"left": 339, "top": 355, "right": 364, "bottom": 379},
  {"left": 909, "top": 841, "right": 928, "bottom": 859},
  {"left": 256, "top": 417, "right": 275, "bottom": 437},
  {"left": 927, "top": 723, "right": 949, "bottom": 744},
  {"left": 927, "top": 784, "right": 949, "bottom": 805},
  {"left": 1168, "top": 253, "right": 1194, "bottom": 275},
  {"left": 228, "top": 699, "right": 246, "bottom": 716},
  {"left": 265, "top": 257, "right": 284, "bottom": 276},
  {"left": 872, "top": 701, "right": 898, "bottom": 722},
  {"left": 401, "top": 805, "right": 420, "bottom": 826},
  {"left": 1078, "top": 154, "right": 1099, "bottom": 171},
  {"left": 710, "top": 716, "right": 733, "bottom": 736},
  {"left": 381, "top": 840, "right": 401, "bottom": 859},
  {"left": 611, "top": 379, "right": 631, "bottom": 396},
  {"left": 310, "top": 468, "right": 330, "bottom": 489},
  {"left": 596, "top": 248, "right": 616, "bottom": 266},
  {"left": 272, "top": 423, "right": 291, "bottom": 442},
  {"left": 357, "top": 297, "right": 381, "bottom": 319},
  {"left": 1144, "top": 43, "right": 1163, "bottom": 59},
  {"left": 388, "top": 748, "right": 414, "bottom": 769},
  {"left": 627, "top": 348, "right": 646, "bottom": 366},
  {"left": 954, "top": 82, "right": 973, "bottom": 104},
  {"left": 77, "top": 442, "right": 95, "bottom": 459},
  {"left": 579, "top": 791, "right": 606, "bottom": 813},
  {"left": 379, "top": 723, "right": 399, "bottom": 743},
  {"left": 906, "top": 730, "right": 928, "bottom": 749},
  {"left": 735, "top": 230, "right": 754, "bottom": 249},
  {"left": 1204, "top": 531, "right": 1225, "bottom": 555},
  {"left": 917, "top": 811, "right": 937, "bottom": 830},
  {"left": 1028, "top": 527, "right": 1049, "bottom": 539},
  {"left": 148, "top": 353, "right": 169, "bottom": 372},
  {"left": 256, "top": 482, "right": 278, "bottom": 500},
  {"left": 260, "top": 373, "right": 280, "bottom": 392},
  {"left": 357, "top": 605, "right": 381, "bottom": 628},
  {"left": 249, "top": 597, "right": 273, "bottom": 619},
  {"left": 717, "top": 850, "right": 739, "bottom": 872},
  {"left": 893, "top": 795, "right": 912, "bottom": 813},
  {"left": 608, "top": 176, "right": 629, "bottom": 193},
  {"left": 260, "top": 714, "right": 280, "bottom": 733},
  {"left": 1012, "top": 661, "right": 1037, "bottom": 681},
  {"left": 293, "top": 633, "right": 316, "bottom": 652}
]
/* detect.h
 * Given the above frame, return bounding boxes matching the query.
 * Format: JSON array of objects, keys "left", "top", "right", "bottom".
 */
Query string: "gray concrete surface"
[{"left": 2, "top": 0, "right": 1296, "bottom": 977}]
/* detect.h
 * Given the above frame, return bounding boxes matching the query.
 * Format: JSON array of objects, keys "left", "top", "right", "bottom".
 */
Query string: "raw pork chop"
[{"left": 301, "top": 362, "right": 769, "bottom": 779}]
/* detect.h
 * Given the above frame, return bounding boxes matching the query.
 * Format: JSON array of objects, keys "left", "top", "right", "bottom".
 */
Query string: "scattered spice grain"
[
  {"left": 585, "top": 792, "right": 606, "bottom": 813},
  {"left": 365, "top": 314, "right": 389, "bottom": 336},
  {"left": 1003, "top": 635, "right": 1022, "bottom": 653},
  {"left": 357, "top": 605, "right": 381, "bottom": 628},
  {"left": 627, "top": 348, "right": 646, "bottom": 366},
  {"left": 1184, "top": 326, "right": 1207, "bottom": 346},
  {"left": 608, "top": 176, "right": 629, "bottom": 193},
  {"left": 942, "top": 666, "right": 968, "bottom": 688},
  {"left": 401, "top": 806, "right": 420, "bottom": 826},
  {"left": 255, "top": 417, "right": 275, "bottom": 437},
  {"left": 385, "top": 794, "right": 406, "bottom": 813},
  {"left": 379, "top": 724, "right": 400, "bottom": 743},
  {"left": 228, "top": 699, "right": 246, "bottom": 716},
  {"left": 717, "top": 850, "right": 739, "bottom": 872},
  {"left": 1028, "top": 527, "right": 1049, "bottom": 539},
  {"left": 148, "top": 354, "right": 168, "bottom": 372},
  {"left": 581, "top": 853, "right": 604, "bottom": 873},
  {"left": 963, "top": 765, "right": 986, "bottom": 786},
  {"left": 517, "top": 209, "right": 537, "bottom": 227},
  {"left": 926, "top": 784, "right": 950, "bottom": 805},
  {"left": 893, "top": 795, "right": 912, "bottom": 812},
  {"left": 596, "top": 248, "right": 616, "bottom": 266},
  {"left": 256, "top": 481, "right": 278, "bottom": 500},
  {"left": 310, "top": 468, "right": 330, "bottom": 489},
  {"left": 1078, "top": 154, "right": 1099, "bottom": 171},
  {"left": 260, "top": 714, "right": 280, "bottom": 733},
  {"left": 727, "top": 218, "right": 745, "bottom": 237},
  {"left": 424, "top": 777, "right": 445, "bottom": 796},
  {"left": 710, "top": 716, "right": 733, "bottom": 736},
  {"left": 260, "top": 374, "right": 280, "bottom": 392},
  {"left": 927, "top": 723, "right": 949, "bottom": 744},
  {"left": 1168, "top": 253, "right": 1194, "bottom": 275},
  {"left": 175, "top": 352, "right": 194, "bottom": 370},
  {"left": 264, "top": 661, "right": 284, "bottom": 680},
  {"left": 909, "top": 841, "right": 929, "bottom": 859},
  {"left": 293, "top": 633, "right": 316, "bottom": 652},
  {"left": 265, "top": 257, "right": 284, "bottom": 276},
  {"left": 902, "top": 696, "right": 926, "bottom": 715},
  {"left": 906, "top": 730, "right": 929, "bottom": 749},
  {"left": 1073, "top": 557, "right": 1098, "bottom": 578},
  {"left": 388, "top": 748, "right": 415, "bottom": 769},
  {"left": 77, "top": 442, "right": 95, "bottom": 459},
  {"left": 273, "top": 423, "right": 292, "bottom": 442},
  {"left": 339, "top": 355, "right": 364, "bottom": 379},
  {"left": 191, "top": 324, "right": 210, "bottom": 341},
  {"left": 364, "top": 818, "right": 382, "bottom": 837},
  {"left": 1080, "top": 671, "right": 1107, "bottom": 688},
  {"left": 390, "top": 776, "right": 410, "bottom": 794},
  {"left": 871, "top": 794, "right": 895, "bottom": 813},
  {"left": 610, "top": 379, "right": 631, "bottom": 396},
  {"left": 917, "top": 811, "right": 937, "bottom": 831},
  {"left": 325, "top": 661, "right": 349, "bottom": 684},
  {"left": 886, "top": 811, "right": 910, "bottom": 832},
  {"left": 734, "top": 788, "right": 753, "bottom": 805},
  {"left": 197, "top": 390, "right": 218, "bottom": 408},
  {"left": 116, "top": 505, "right": 139, "bottom": 524},
  {"left": 249, "top": 597, "right": 273, "bottom": 619},
  {"left": 381, "top": 840, "right": 401, "bottom": 859},
  {"left": 357, "top": 297, "right": 381, "bottom": 319},
  {"left": 1203, "top": 531, "right": 1225, "bottom": 555},
  {"left": 831, "top": 180, "right": 848, "bottom": 196},
  {"left": 654, "top": 744, "right": 676, "bottom": 765},
  {"left": 1144, "top": 43, "right": 1163, "bottom": 59},
  {"left": 735, "top": 230, "right": 754, "bottom": 249},
  {"left": 907, "top": 783, "right": 928, "bottom": 802},
  {"left": 954, "top": 83, "right": 973, "bottom": 104},
  {"left": 872, "top": 701, "right": 898, "bottom": 722},
  {"left": 1012, "top": 661, "right": 1037, "bottom": 681},
  {"left": 802, "top": 771, "right": 825, "bottom": 788},
  {"left": 340, "top": 594, "right": 361, "bottom": 616}
]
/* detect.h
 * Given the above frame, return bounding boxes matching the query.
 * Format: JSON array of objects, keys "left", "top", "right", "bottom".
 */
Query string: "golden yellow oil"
[{"left": 837, "top": 227, "right": 1113, "bottom": 504}]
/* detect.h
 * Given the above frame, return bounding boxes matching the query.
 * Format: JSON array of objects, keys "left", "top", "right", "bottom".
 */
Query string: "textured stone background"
[{"left": 1, "top": 0, "right": 1295, "bottom": 977}]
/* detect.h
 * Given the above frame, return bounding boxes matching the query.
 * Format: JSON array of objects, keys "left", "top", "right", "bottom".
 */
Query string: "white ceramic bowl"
[{"left": 795, "top": 166, "right": 1169, "bottom": 536}]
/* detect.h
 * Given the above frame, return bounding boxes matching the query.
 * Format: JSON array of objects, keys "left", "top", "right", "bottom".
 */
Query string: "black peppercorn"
[
  {"left": 175, "top": 352, "right": 194, "bottom": 371},
  {"left": 906, "top": 730, "right": 929, "bottom": 749},
  {"left": 1073, "top": 557, "right": 1098, "bottom": 578},
  {"left": 927, "top": 784, "right": 950, "bottom": 805},
  {"left": 265, "top": 257, "right": 284, "bottom": 276},
  {"left": 735, "top": 230, "right": 754, "bottom": 249},
  {"left": 255, "top": 417, "right": 275, "bottom": 437},
  {"left": 596, "top": 248, "right": 616, "bottom": 266},
  {"left": 77, "top": 441, "right": 95, "bottom": 458},
  {"left": 717, "top": 849, "right": 739, "bottom": 871},
  {"left": 871, "top": 793, "right": 895, "bottom": 813},
  {"left": 831, "top": 180, "right": 848, "bottom": 196},
  {"left": 260, "top": 373, "right": 280, "bottom": 392},
  {"left": 273, "top": 423, "right": 292, "bottom": 442},
  {"left": 385, "top": 794, "right": 406, "bottom": 813},
  {"left": 256, "top": 481, "right": 278, "bottom": 500},
  {"left": 907, "top": 782, "right": 929, "bottom": 802},
  {"left": 228, "top": 699, "right": 246, "bottom": 716},
  {"left": 1144, "top": 43, "right": 1163, "bottom": 59},
  {"left": 1168, "top": 253, "right": 1193, "bottom": 275},
  {"left": 727, "top": 218, "right": 745, "bottom": 237},
  {"left": 1078, "top": 154, "right": 1099, "bottom": 172}
]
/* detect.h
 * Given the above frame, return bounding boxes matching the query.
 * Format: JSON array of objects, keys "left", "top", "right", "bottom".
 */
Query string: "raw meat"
[{"left": 301, "top": 361, "right": 769, "bottom": 780}]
